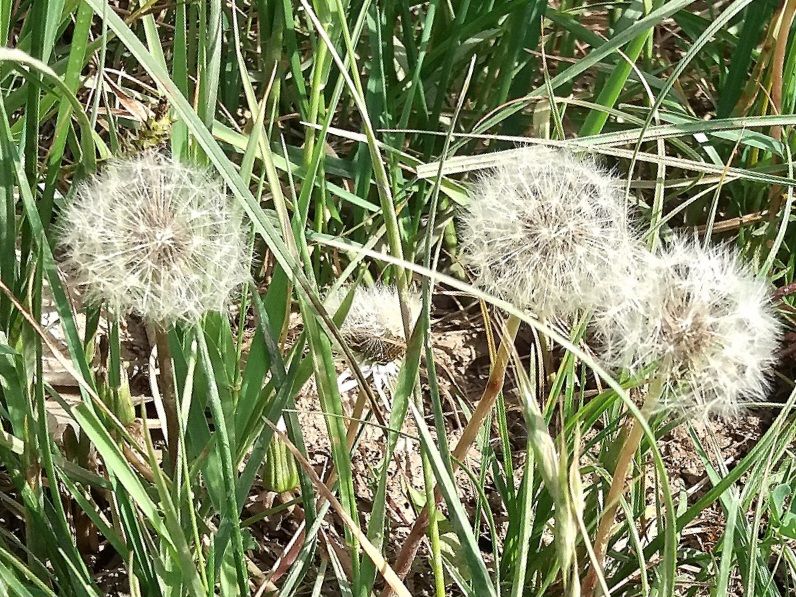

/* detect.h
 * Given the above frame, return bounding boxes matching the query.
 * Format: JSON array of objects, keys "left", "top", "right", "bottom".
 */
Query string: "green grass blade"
[{"left": 196, "top": 329, "right": 248, "bottom": 595}]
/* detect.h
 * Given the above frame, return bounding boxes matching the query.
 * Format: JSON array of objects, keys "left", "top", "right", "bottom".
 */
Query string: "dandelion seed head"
[
  {"left": 458, "top": 146, "right": 636, "bottom": 320},
  {"left": 326, "top": 284, "right": 421, "bottom": 365},
  {"left": 596, "top": 237, "right": 781, "bottom": 418},
  {"left": 57, "top": 152, "right": 251, "bottom": 324}
]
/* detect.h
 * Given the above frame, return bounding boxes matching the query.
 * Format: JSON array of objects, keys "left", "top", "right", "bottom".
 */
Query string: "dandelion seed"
[
  {"left": 57, "top": 152, "right": 251, "bottom": 325},
  {"left": 326, "top": 283, "right": 421, "bottom": 420},
  {"left": 326, "top": 284, "right": 421, "bottom": 366},
  {"left": 458, "top": 146, "right": 637, "bottom": 320},
  {"left": 595, "top": 237, "right": 781, "bottom": 418}
]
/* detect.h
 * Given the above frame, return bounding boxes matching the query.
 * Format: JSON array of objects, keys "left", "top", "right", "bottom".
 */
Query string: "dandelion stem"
[
  {"left": 155, "top": 326, "right": 178, "bottom": 476},
  {"left": 582, "top": 375, "right": 665, "bottom": 597},
  {"left": 385, "top": 313, "right": 522, "bottom": 592},
  {"left": 451, "top": 314, "right": 522, "bottom": 469}
]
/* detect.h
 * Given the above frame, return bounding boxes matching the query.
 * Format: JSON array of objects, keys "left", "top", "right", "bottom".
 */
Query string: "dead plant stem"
[
  {"left": 582, "top": 376, "right": 664, "bottom": 597},
  {"left": 155, "top": 326, "right": 178, "bottom": 476}
]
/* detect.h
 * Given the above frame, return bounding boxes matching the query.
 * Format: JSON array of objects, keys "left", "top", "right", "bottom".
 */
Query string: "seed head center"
[{"left": 662, "top": 306, "right": 712, "bottom": 365}]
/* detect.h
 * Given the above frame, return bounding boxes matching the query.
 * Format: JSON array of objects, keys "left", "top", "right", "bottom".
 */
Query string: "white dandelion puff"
[
  {"left": 326, "top": 284, "right": 423, "bottom": 472},
  {"left": 57, "top": 152, "right": 251, "bottom": 325},
  {"left": 595, "top": 237, "right": 781, "bottom": 418},
  {"left": 326, "top": 283, "right": 421, "bottom": 366},
  {"left": 458, "top": 146, "right": 637, "bottom": 320}
]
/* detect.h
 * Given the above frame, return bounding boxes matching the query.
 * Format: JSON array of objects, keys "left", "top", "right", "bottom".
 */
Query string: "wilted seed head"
[
  {"left": 58, "top": 153, "right": 251, "bottom": 324},
  {"left": 595, "top": 237, "right": 781, "bottom": 418},
  {"left": 458, "top": 146, "right": 636, "bottom": 320},
  {"left": 326, "top": 284, "right": 421, "bottom": 365}
]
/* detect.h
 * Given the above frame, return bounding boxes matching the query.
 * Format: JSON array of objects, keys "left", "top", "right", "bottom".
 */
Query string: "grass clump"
[{"left": 0, "top": 2, "right": 794, "bottom": 597}]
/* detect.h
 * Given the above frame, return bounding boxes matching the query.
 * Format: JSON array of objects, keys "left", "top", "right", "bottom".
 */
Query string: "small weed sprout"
[
  {"left": 459, "top": 146, "right": 637, "bottom": 319},
  {"left": 595, "top": 236, "right": 781, "bottom": 418},
  {"left": 57, "top": 152, "right": 251, "bottom": 325}
]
